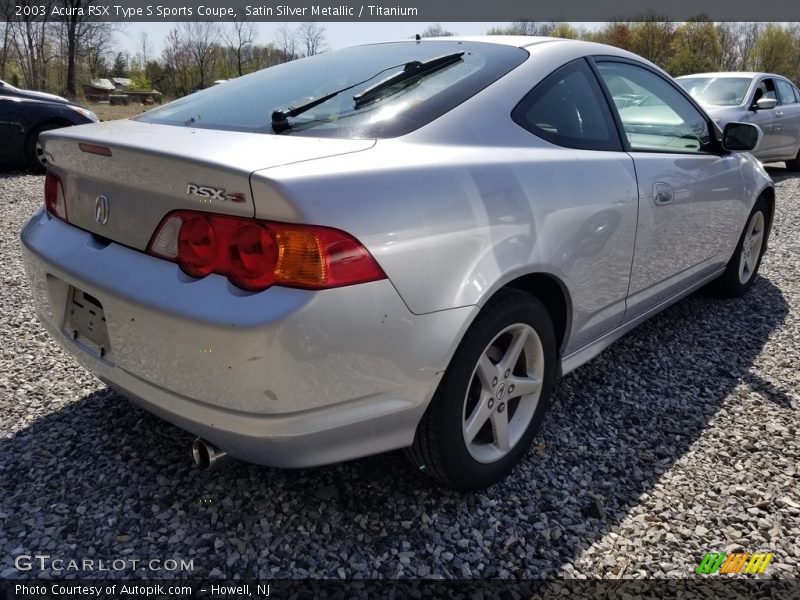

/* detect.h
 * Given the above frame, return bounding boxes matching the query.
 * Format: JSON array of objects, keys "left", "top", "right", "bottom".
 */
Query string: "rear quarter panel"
[{"left": 251, "top": 41, "right": 647, "bottom": 354}]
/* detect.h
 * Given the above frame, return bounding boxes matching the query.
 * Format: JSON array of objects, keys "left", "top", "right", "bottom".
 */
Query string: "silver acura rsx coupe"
[{"left": 21, "top": 37, "right": 773, "bottom": 490}]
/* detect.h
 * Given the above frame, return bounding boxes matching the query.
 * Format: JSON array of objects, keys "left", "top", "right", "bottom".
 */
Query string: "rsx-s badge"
[{"left": 186, "top": 183, "right": 246, "bottom": 203}]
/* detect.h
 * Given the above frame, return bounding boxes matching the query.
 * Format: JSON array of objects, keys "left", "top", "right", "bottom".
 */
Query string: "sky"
[{"left": 117, "top": 22, "right": 596, "bottom": 57}]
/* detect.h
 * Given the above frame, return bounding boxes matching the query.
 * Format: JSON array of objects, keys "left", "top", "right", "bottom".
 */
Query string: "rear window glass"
[{"left": 136, "top": 41, "right": 527, "bottom": 139}]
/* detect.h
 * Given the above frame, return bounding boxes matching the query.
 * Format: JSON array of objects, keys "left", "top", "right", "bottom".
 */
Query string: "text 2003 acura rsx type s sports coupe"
[{"left": 21, "top": 37, "right": 774, "bottom": 490}]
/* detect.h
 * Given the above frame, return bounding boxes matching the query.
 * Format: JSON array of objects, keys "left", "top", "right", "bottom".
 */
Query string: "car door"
[
  {"left": 510, "top": 58, "right": 639, "bottom": 352},
  {"left": 774, "top": 78, "right": 800, "bottom": 160},
  {"left": 593, "top": 58, "right": 748, "bottom": 321},
  {"left": 744, "top": 77, "right": 783, "bottom": 160}
]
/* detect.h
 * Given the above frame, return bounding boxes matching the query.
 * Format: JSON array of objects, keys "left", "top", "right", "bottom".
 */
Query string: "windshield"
[
  {"left": 136, "top": 41, "right": 527, "bottom": 138},
  {"left": 677, "top": 77, "right": 752, "bottom": 106}
]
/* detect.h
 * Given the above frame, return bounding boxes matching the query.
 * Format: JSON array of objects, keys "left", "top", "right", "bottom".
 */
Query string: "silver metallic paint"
[{"left": 21, "top": 38, "right": 774, "bottom": 467}]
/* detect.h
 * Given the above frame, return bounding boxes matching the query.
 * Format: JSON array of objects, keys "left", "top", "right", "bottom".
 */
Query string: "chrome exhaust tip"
[{"left": 192, "top": 438, "right": 229, "bottom": 470}]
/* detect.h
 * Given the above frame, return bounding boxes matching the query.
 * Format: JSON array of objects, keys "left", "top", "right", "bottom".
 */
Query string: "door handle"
[{"left": 653, "top": 182, "right": 674, "bottom": 206}]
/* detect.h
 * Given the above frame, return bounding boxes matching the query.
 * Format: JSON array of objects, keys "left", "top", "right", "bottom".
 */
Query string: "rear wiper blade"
[
  {"left": 352, "top": 51, "right": 465, "bottom": 108},
  {"left": 271, "top": 59, "right": 410, "bottom": 133},
  {"left": 271, "top": 51, "right": 465, "bottom": 133},
  {"left": 272, "top": 90, "right": 342, "bottom": 133}
]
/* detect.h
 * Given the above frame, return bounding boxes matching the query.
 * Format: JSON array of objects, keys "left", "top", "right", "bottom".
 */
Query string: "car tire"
[
  {"left": 712, "top": 197, "right": 770, "bottom": 297},
  {"left": 24, "top": 124, "right": 59, "bottom": 173},
  {"left": 786, "top": 148, "right": 800, "bottom": 172},
  {"left": 406, "top": 288, "right": 558, "bottom": 491}
]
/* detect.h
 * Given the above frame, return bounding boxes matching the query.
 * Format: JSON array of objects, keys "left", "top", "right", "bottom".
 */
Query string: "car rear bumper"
[{"left": 20, "top": 209, "right": 476, "bottom": 466}]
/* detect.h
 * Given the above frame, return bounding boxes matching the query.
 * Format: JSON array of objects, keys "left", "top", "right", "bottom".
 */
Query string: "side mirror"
[
  {"left": 722, "top": 122, "right": 762, "bottom": 152},
  {"left": 753, "top": 97, "right": 778, "bottom": 110}
]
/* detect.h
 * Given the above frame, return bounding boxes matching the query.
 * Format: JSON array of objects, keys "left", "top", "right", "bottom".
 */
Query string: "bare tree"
[
  {"left": 46, "top": 1, "right": 121, "bottom": 98},
  {"left": 274, "top": 23, "right": 298, "bottom": 62},
  {"left": 177, "top": 21, "right": 220, "bottom": 90},
  {"left": 255, "top": 42, "right": 284, "bottom": 69},
  {"left": 735, "top": 22, "right": 763, "bottom": 71},
  {"left": 0, "top": 1, "right": 15, "bottom": 80},
  {"left": 139, "top": 31, "right": 151, "bottom": 67},
  {"left": 222, "top": 19, "right": 257, "bottom": 76},
  {"left": 9, "top": 0, "right": 58, "bottom": 90},
  {"left": 162, "top": 25, "right": 201, "bottom": 95},
  {"left": 297, "top": 22, "right": 326, "bottom": 57},
  {"left": 82, "top": 21, "right": 116, "bottom": 78},
  {"left": 715, "top": 22, "right": 740, "bottom": 71},
  {"left": 61, "top": 0, "right": 85, "bottom": 97},
  {"left": 487, "top": 21, "right": 556, "bottom": 36},
  {"left": 420, "top": 24, "right": 454, "bottom": 38}
]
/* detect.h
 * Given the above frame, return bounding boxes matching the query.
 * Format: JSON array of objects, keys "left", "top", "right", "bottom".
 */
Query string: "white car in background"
[{"left": 677, "top": 72, "right": 800, "bottom": 170}]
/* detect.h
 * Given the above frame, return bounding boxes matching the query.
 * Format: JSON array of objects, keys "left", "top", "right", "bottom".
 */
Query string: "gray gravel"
[{"left": 1, "top": 168, "right": 798, "bottom": 580}]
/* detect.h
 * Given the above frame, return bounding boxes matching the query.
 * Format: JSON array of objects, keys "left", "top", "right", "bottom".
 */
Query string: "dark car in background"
[{"left": 0, "top": 79, "right": 98, "bottom": 171}]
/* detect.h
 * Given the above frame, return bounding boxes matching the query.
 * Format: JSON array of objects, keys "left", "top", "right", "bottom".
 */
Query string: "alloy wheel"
[
  {"left": 461, "top": 323, "right": 545, "bottom": 463},
  {"left": 35, "top": 140, "right": 47, "bottom": 167},
  {"left": 738, "top": 210, "right": 765, "bottom": 285}
]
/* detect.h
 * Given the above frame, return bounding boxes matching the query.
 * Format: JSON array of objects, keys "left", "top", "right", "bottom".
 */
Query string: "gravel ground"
[{"left": 1, "top": 168, "right": 798, "bottom": 581}]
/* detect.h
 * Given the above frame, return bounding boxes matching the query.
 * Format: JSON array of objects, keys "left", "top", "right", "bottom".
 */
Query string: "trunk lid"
[{"left": 42, "top": 120, "right": 374, "bottom": 250}]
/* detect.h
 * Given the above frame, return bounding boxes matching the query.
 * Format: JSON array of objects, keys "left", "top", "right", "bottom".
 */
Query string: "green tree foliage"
[
  {"left": 111, "top": 52, "right": 128, "bottom": 78},
  {"left": 629, "top": 14, "right": 675, "bottom": 69},
  {"left": 752, "top": 24, "right": 800, "bottom": 81},
  {"left": 667, "top": 17, "right": 722, "bottom": 76},
  {"left": 484, "top": 19, "right": 800, "bottom": 84},
  {"left": 550, "top": 23, "right": 582, "bottom": 40},
  {"left": 585, "top": 22, "right": 634, "bottom": 51}
]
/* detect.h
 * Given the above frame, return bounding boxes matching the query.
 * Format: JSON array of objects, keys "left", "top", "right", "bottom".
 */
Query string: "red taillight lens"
[
  {"left": 228, "top": 222, "right": 277, "bottom": 290},
  {"left": 147, "top": 211, "right": 385, "bottom": 292},
  {"left": 44, "top": 171, "right": 67, "bottom": 222},
  {"left": 177, "top": 213, "right": 217, "bottom": 277}
]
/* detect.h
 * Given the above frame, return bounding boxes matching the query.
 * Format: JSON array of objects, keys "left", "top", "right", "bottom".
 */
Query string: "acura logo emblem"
[{"left": 95, "top": 195, "right": 109, "bottom": 225}]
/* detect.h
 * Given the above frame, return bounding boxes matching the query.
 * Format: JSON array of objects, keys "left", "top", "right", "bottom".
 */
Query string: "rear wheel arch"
[
  {"left": 502, "top": 273, "right": 572, "bottom": 357},
  {"left": 759, "top": 185, "right": 775, "bottom": 229}
]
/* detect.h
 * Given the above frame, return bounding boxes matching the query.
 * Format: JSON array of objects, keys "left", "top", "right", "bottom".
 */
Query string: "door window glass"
[
  {"left": 776, "top": 79, "right": 798, "bottom": 105},
  {"left": 596, "top": 61, "right": 712, "bottom": 153},
  {"left": 753, "top": 79, "right": 777, "bottom": 105}
]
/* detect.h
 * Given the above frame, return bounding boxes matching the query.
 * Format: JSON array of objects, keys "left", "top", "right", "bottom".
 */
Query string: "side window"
[
  {"left": 776, "top": 79, "right": 798, "bottom": 105},
  {"left": 753, "top": 78, "right": 777, "bottom": 104},
  {"left": 596, "top": 61, "right": 712, "bottom": 154},
  {"left": 512, "top": 59, "right": 621, "bottom": 151}
]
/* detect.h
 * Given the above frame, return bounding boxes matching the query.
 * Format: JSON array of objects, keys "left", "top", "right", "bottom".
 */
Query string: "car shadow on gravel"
[{"left": 0, "top": 275, "right": 790, "bottom": 579}]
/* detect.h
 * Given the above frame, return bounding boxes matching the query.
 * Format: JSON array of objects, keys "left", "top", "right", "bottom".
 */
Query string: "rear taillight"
[
  {"left": 44, "top": 171, "right": 67, "bottom": 222},
  {"left": 147, "top": 211, "right": 386, "bottom": 292}
]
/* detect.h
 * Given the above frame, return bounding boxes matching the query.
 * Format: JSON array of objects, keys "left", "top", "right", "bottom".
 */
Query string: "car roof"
[
  {"left": 362, "top": 36, "right": 653, "bottom": 66},
  {"left": 676, "top": 72, "right": 786, "bottom": 80},
  {"left": 363, "top": 35, "right": 564, "bottom": 49},
  {"left": 423, "top": 35, "right": 559, "bottom": 48}
]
